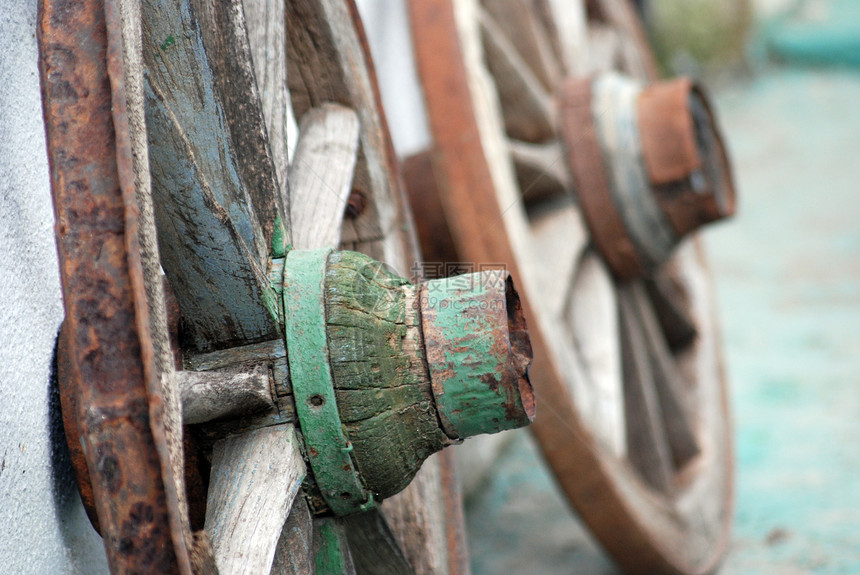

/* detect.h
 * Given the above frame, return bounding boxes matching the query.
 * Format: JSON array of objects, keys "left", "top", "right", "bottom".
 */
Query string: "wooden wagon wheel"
[
  {"left": 406, "top": 0, "right": 735, "bottom": 573},
  {"left": 40, "top": 0, "right": 534, "bottom": 573}
]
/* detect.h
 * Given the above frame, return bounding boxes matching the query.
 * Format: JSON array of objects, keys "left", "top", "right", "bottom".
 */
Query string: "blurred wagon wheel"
[
  {"left": 407, "top": 0, "right": 734, "bottom": 574},
  {"left": 41, "top": 0, "right": 484, "bottom": 573}
]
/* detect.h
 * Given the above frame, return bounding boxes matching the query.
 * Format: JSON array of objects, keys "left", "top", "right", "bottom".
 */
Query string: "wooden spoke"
[
  {"left": 645, "top": 264, "right": 699, "bottom": 351},
  {"left": 271, "top": 497, "right": 314, "bottom": 575},
  {"left": 528, "top": 195, "right": 589, "bottom": 315},
  {"left": 192, "top": 0, "right": 286, "bottom": 242},
  {"left": 313, "top": 518, "right": 358, "bottom": 575},
  {"left": 564, "top": 252, "right": 625, "bottom": 457},
  {"left": 289, "top": 104, "right": 361, "bottom": 250},
  {"left": 538, "top": 0, "right": 590, "bottom": 76},
  {"left": 592, "top": 0, "right": 659, "bottom": 81},
  {"left": 629, "top": 284, "right": 701, "bottom": 468},
  {"left": 142, "top": 0, "right": 280, "bottom": 351},
  {"left": 481, "top": 0, "right": 562, "bottom": 90},
  {"left": 478, "top": 7, "right": 555, "bottom": 143},
  {"left": 243, "top": 0, "right": 292, "bottom": 209},
  {"left": 204, "top": 425, "right": 307, "bottom": 575},
  {"left": 285, "top": 0, "right": 413, "bottom": 271},
  {"left": 618, "top": 285, "right": 674, "bottom": 493},
  {"left": 587, "top": 24, "right": 623, "bottom": 74},
  {"left": 509, "top": 139, "right": 570, "bottom": 203},
  {"left": 343, "top": 510, "right": 416, "bottom": 575}
]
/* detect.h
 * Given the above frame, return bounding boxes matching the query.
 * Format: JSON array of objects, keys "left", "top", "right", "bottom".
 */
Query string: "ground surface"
[{"left": 464, "top": 66, "right": 860, "bottom": 574}]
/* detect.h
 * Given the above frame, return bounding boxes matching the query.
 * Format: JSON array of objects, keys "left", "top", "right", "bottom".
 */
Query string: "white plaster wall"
[{"left": 0, "top": 1, "right": 109, "bottom": 572}]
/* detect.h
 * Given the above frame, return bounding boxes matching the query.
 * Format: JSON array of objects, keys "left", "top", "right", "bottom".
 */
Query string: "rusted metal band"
[
  {"left": 40, "top": 0, "right": 193, "bottom": 572},
  {"left": 284, "top": 248, "right": 375, "bottom": 516},
  {"left": 420, "top": 270, "right": 535, "bottom": 439},
  {"left": 638, "top": 79, "right": 737, "bottom": 237},
  {"left": 558, "top": 77, "right": 645, "bottom": 280},
  {"left": 592, "top": 73, "right": 679, "bottom": 271},
  {"left": 637, "top": 78, "right": 702, "bottom": 185}
]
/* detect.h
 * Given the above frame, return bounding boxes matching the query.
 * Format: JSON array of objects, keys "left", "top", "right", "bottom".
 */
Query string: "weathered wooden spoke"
[
  {"left": 289, "top": 104, "right": 360, "bottom": 250},
  {"left": 482, "top": 0, "right": 561, "bottom": 90},
  {"left": 408, "top": 0, "right": 734, "bottom": 573},
  {"left": 618, "top": 285, "right": 674, "bottom": 492},
  {"left": 479, "top": 7, "right": 555, "bottom": 143},
  {"left": 509, "top": 139, "right": 569, "bottom": 203}
]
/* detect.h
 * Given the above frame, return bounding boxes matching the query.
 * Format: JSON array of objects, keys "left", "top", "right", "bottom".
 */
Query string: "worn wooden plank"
[
  {"left": 142, "top": 0, "right": 280, "bottom": 351},
  {"left": 618, "top": 285, "right": 673, "bottom": 492},
  {"left": 629, "top": 283, "right": 701, "bottom": 468},
  {"left": 479, "top": 7, "right": 555, "bottom": 143},
  {"left": 481, "top": 0, "right": 562, "bottom": 90},
  {"left": 205, "top": 425, "right": 306, "bottom": 575},
  {"left": 191, "top": 0, "right": 286, "bottom": 246},
  {"left": 587, "top": 23, "right": 622, "bottom": 74},
  {"left": 289, "top": 104, "right": 360, "bottom": 251},
  {"left": 314, "top": 518, "right": 358, "bottom": 575},
  {"left": 177, "top": 368, "right": 274, "bottom": 425},
  {"left": 185, "top": 340, "right": 296, "bottom": 441},
  {"left": 270, "top": 497, "right": 314, "bottom": 575},
  {"left": 564, "top": 252, "right": 626, "bottom": 458},
  {"left": 285, "top": 0, "right": 412, "bottom": 271},
  {"left": 509, "top": 138, "right": 569, "bottom": 203},
  {"left": 540, "top": 0, "right": 590, "bottom": 76},
  {"left": 243, "top": 0, "right": 292, "bottom": 211},
  {"left": 344, "top": 509, "right": 416, "bottom": 575},
  {"left": 645, "top": 265, "right": 699, "bottom": 351},
  {"left": 382, "top": 456, "right": 450, "bottom": 575}
]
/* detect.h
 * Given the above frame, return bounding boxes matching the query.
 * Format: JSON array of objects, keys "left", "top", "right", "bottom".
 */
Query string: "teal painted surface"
[
  {"left": 465, "top": 68, "right": 860, "bottom": 574},
  {"left": 284, "top": 248, "right": 373, "bottom": 516},
  {"left": 765, "top": 0, "right": 860, "bottom": 68},
  {"left": 422, "top": 272, "right": 531, "bottom": 438},
  {"left": 313, "top": 518, "right": 351, "bottom": 574}
]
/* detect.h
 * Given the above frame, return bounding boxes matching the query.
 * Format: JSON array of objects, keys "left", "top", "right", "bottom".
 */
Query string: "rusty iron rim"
[{"left": 40, "top": 0, "right": 196, "bottom": 572}]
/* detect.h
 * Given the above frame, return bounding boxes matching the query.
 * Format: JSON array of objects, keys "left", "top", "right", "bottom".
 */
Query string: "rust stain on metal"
[
  {"left": 638, "top": 78, "right": 702, "bottom": 185},
  {"left": 558, "top": 77, "right": 645, "bottom": 280},
  {"left": 638, "top": 78, "right": 737, "bottom": 237},
  {"left": 39, "top": 0, "right": 192, "bottom": 572}
]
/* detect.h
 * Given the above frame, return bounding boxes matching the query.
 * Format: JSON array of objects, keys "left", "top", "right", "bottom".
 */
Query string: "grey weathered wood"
[
  {"left": 344, "top": 509, "right": 416, "bottom": 575},
  {"left": 285, "top": 0, "right": 413, "bottom": 271},
  {"left": 630, "top": 283, "right": 701, "bottom": 468},
  {"left": 540, "top": 0, "right": 589, "bottom": 76},
  {"left": 509, "top": 139, "right": 569, "bottom": 202},
  {"left": 243, "top": 0, "right": 292, "bottom": 212},
  {"left": 270, "top": 497, "right": 314, "bottom": 575},
  {"left": 382, "top": 456, "right": 450, "bottom": 575},
  {"left": 564, "top": 252, "right": 626, "bottom": 458},
  {"left": 482, "top": 0, "right": 562, "bottom": 90},
  {"left": 645, "top": 266, "right": 699, "bottom": 351},
  {"left": 618, "top": 285, "right": 673, "bottom": 492},
  {"left": 142, "top": 0, "right": 280, "bottom": 351},
  {"left": 479, "top": 7, "right": 555, "bottom": 143},
  {"left": 185, "top": 340, "right": 296, "bottom": 440},
  {"left": 205, "top": 425, "right": 306, "bottom": 575},
  {"left": 191, "top": 0, "right": 286, "bottom": 247},
  {"left": 289, "top": 104, "right": 360, "bottom": 250},
  {"left": 178, "top": 368, "right": 274, "bottom": 425},
  {"left": 587, "top": 24, "right": 622, "bottom": 75}
]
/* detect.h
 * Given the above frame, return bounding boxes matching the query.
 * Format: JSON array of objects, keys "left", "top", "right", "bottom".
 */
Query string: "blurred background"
[{"left": 456, "top": 0, "right": 860, "bottom": 573}]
